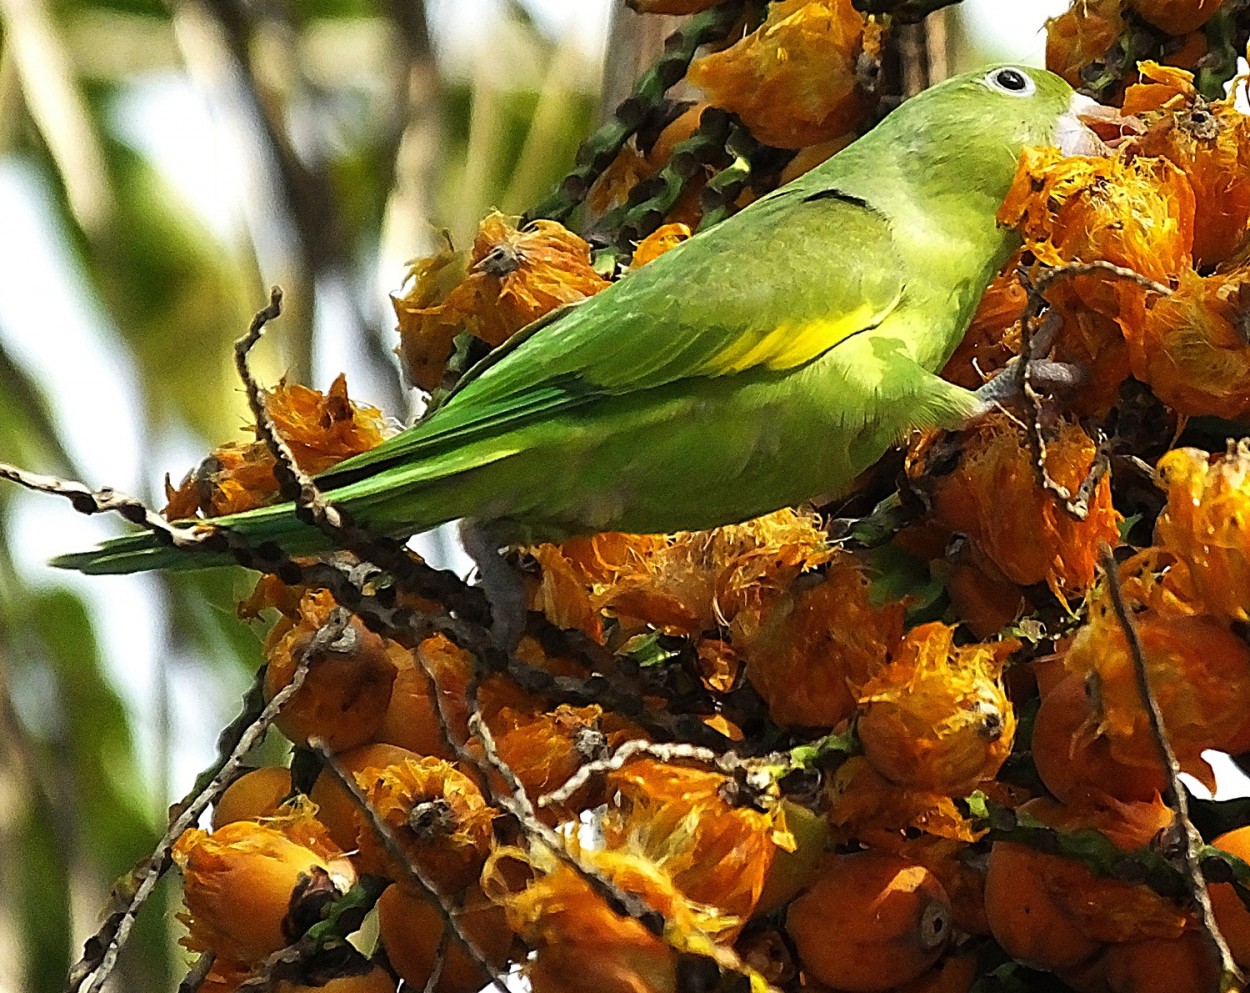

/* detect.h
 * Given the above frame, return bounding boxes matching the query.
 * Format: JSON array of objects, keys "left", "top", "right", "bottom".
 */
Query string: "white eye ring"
[{"left": 984, "top": 67, "right": 1035, "bottom": 97}]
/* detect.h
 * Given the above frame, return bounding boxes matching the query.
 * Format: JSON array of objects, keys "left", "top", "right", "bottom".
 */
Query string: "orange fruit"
[
  {"left": 984, "top": 840, "right": 1101, "bottom": 971},
  {"left": 1101, "top": 931, "right": 1220, "bottom": 993},
  {"left": 1031, "top": 675, "right": 1167, "bottom": 804},
  {"left": 1209, "top": 825, "right": 1250, "bottom": 968},
  {"left": 786, "top": 852, "right": 952, "bottom": 991},
  {"left": 273, "top": 965, "right": 396, "bottom": 992},
  {"left": 212, "top": 766, "right": 292, "bottom": 829},
  {"left": 309, "top": 742, "right": 421, "bottom": 851},
  {"left": 377, "top": 883, "right": 512, "bottom": 993},
  {"left": 264, "top": 598, "right": 398, "bottom": 752}
]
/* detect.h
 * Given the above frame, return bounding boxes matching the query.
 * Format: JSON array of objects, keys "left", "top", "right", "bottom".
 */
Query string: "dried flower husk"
[
  {"left": 487, "top": 844, "right": 735, "bottom": 993},
  {"left": 1155, "top": 443, "right": 1250, "bottom": 622},
  {"left": 393, "top": 213, "right": 609, "bottom": 391},
  {"left": 1063, "top": 549, "right": 1250, "bottom": 781},
  {"left": 736, "top": 556, "right": 904, "bottom": 729},
  {"left": 1126, "top": 65, "right": 1250, "bottom": 266},
  {"left": 688, "top": 0, "right": 871, "bottom": 149},
  {"left": 1121, "top": 59, "right": 1199, "bottom": 114},
  {"left": 999, "top": 147, "right": 1195, "bottom": 318},
  {"left": 602, "top": 758, "right": 794, "bottom": 934},
  {"left": 262, "top": 589, "right": 397, "bottom": 752},
  {"left": 1125, "top": 265, "right": 1250, "bottom": 418},
  {"left": 857, "top": 622, "right": 1017, "bottom": 795},
  {"left": 826, "top": 757, "right": 983, "bottom": 848},
  {"left": 998, "top": 147, "right": 1194, "bottom": 415},
  {"left": 528, "top": 507, "right": 832, "bottom": 641},
  {"left": 164, "top": 374, "right": 394, "bottom": 519},
  {"left": 1046, "top": 0, "right": 1127, "bottom": 90},
  {"left": 1127, "top": 0, "right": 1224, "bottom": 34},
  {"left": 352, "top": 755, "right": 497, "bottom": 892},
  {"left": 172, "top": 803, "right": 354, "bottom": 963},
  {"left": 914, "top": 413, "right": 1121, "bottom": 600}
]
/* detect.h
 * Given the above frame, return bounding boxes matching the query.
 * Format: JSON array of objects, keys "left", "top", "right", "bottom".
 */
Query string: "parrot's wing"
[{"left": 323, "top": 189, "right": 904, "bottom": 483}]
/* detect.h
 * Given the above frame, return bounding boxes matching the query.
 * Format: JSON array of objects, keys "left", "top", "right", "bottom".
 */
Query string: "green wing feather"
[{"left": 321, "top": 188, "right": 904, "bottom": 487}]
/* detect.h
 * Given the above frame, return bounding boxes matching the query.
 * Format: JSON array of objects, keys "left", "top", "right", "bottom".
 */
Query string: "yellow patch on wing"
[{"left": 697, "top": 301, "right": 889, "bottom": 376}]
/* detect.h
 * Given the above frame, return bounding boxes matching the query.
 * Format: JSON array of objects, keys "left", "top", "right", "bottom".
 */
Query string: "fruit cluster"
[{"left": 151, "top": 3, "right": 1250, "bottom": 993}]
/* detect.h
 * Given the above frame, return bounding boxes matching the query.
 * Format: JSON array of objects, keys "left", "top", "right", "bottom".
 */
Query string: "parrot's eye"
[{"left": 985, "top": 67, "right": 1034, "bottom": 96}]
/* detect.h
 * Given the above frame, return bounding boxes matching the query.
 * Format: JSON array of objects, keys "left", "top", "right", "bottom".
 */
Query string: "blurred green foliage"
[{"left": 0, "top": 1, "right": 599, "bottom": 988}]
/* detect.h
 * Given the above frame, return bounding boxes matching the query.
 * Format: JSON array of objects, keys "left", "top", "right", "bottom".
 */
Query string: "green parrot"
[{"left": 52, "top": 65, "right": 1109, "bottom": 576}]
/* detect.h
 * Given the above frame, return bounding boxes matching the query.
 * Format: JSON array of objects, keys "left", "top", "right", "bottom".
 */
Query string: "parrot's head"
[
  {"left": 924, "top": 64, "right": 1131, "bottom": 158},
  {"left": 872, "top": 64, "right": 1134, "bottom": 209}
]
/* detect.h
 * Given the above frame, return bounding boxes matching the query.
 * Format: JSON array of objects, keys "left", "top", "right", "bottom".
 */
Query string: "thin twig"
[
  {"left": 68, "top": 609, "right": 352, "bottom": 993},
  {"left": 233, "top": 288, "right": 498, "bottom": 626},
  {"left": 470, "top": 710, "right": 781, "bottom": 992},
  {"left": 466, "top": 709, "right": 664, "bottom": 935},
  {"left": 1014, "top": 260, "right": 1171, "bottom": 519},
  {"left": 422, "top": 931, "right": 449, "bottom": 993},
  {"left": 537, "top": 738, "right": 720, "bottom": 809},
  {"left": 1099, "top": 545, "right": 1243, "bottom": 991},
  {"left": 234, "top": 287, "right": 346, "bottom": 533},
  {"left": 177, "top": 953, "right": 216, "bottom": 993},
  {"left": 309, "top": 740, "right": 508, "bottom": 993},
  {"left": 0, "top": 462, "right": 205, "bottom": 547}
]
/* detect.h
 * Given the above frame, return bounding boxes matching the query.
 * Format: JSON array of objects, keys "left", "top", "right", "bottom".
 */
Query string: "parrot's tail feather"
[
  {"left": 50, "top": 499, "right": 327, "bottom": 575},
  {"left": 50, "top": 531, "right": 236, "bottom": 574}
]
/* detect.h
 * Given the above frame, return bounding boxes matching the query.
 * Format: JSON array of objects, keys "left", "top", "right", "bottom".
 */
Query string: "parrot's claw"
[
  {"left": 460, "top": 520, "right": 529, "bottom": 652},
  {"left": 973, "top": 357, "right": 1088, "bottom": 414}
]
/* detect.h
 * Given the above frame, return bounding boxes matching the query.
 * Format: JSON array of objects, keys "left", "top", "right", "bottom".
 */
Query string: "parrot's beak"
[{"left": 1056, "top": 93, "right": 1143, "bottom": 156}]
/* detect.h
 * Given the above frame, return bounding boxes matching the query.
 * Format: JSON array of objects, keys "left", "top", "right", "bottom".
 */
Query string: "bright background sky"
[{"left": 7, "top": 0, "right": 1245, "bottom": 814}]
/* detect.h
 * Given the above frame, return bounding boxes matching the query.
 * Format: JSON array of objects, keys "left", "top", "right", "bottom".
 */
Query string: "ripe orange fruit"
[
  {"left": 892, "top": 952, "right": 977, "bottom": 993},
  {"left": 1209, "top": 825, "right": 1250, "bottom": 968},
  {"left": 212, "top": 766, "right": 292, "bottom": 829},
  {"left": 1101, "top": 931, "right": 1220, "bottom": 993},
  {"left": 273, "top": 964, "right": 397, "bottom": 993},
  {"left": 786, "top": 852, "right": 952, "bottom": 991},
  {"left": 983, "top": 840, "right": 1101, "bottom": 971},
  {"left": 1031, "top": 675, "right": 1167, "bottom": 804},
  {"left": 264, "top": 596, "right": 397, "bottom": 752},
  {"left": 377, "top": 883, "right": 512, "bottom": 993},
  {"left": 309, "top": 743, "right": 421, "bottom": 851}
]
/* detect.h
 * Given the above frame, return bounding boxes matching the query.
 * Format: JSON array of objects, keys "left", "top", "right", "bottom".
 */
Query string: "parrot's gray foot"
[
  {"left": 973, "top": 358, "right": 1087, "bottom": 414},
  {"left": 460, "top": 520, "right": 528, "bottom": 652}
]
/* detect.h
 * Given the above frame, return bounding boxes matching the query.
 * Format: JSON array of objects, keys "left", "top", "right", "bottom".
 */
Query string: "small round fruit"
[
  {"left": 377, "top": 884, "right": 512, "bottom": 993},
  {"left": 1101, "top": 932, "right": 1220, "bottom": 993},
  {"left": 984, "top": 840, "right": 1101, "bottom": 971},
  {"left": 1031, "top": 676, "right": 1167, "bottom": 804},
  {"left": 1209, "top": 825, "right": 1250, "bottom": 968},
  {"left": 212, "top": 767, "right": 292, "bottom": 829},
  {"left": 309, "top": 743, "right": 420, "bottom": 851},
  {"left": 786, "top": 852, "right": 952, "bottom": 991}
]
